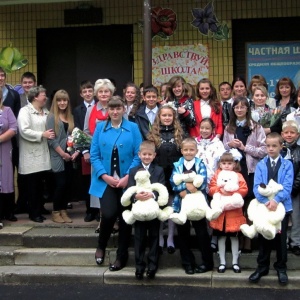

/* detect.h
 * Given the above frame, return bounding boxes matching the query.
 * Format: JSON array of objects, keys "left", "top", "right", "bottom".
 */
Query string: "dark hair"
[
  {"left": 80, "top": 80, "right": 94, "bottom": 92},
  {"left": 27, "top": 86, "right": 46, "bottom": 103},
  {"left": 123, "top": 82, "right": 141, "bottom": 116},
  {"left": 248, "top": 75, "right": 268, "bottom": 95},
  {"left": 200, "top": 117, "right": 216, "bottom": 130},
  {"left": 196, "top": 78, "right": 221, "bottom": 114},
  {"left": 219, "top": 81, "right": 232, "bottom": 90},
  {"left": 143, "top": 85, "right": 158, "bottom": 96},
  {"left": 21, "top": 72, "right": 36, "bottom": 83},
  {"left": 274, "top": 77, "right": 296, "bottom": 100},
  {"left": 166, "top": 76, "right": 192, "bottom": 99},
  {"left": 232, "top": 76, "right": 248, "bottom": 97},
  {"left": 0, "top": 67, "right": 6, "bottom": 77},
  {"left": 218, "top": 152, "right": 241, "bottom": 172},
  {"left": 108, "top": 95, "right": 125, "bottom": 108}
]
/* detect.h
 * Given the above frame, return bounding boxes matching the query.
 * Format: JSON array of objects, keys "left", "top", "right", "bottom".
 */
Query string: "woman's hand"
[
  {"left": 83, "top": 152, "right": 90, "bottom": 163},
  {"left": 43, "top": 129, "right": 55, "bottom": 140},
  {"left": 177, "top": 106, "right": 186, "bottom": 114},
  {"left": 62, "top": 152, "right": 72, "bottom": 162},
  {"left": 71, "top": 151, "right": 80, "bottom": 161},
  {"left": 102, "top": 174, "right": 119, "bottom": 187},
  {"left": 116, "top": 174, "right": 129, "bottom": 189}
]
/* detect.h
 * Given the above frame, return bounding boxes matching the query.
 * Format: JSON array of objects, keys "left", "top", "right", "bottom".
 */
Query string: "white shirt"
[
  {"left": 184, "top": 158, "right": 195, "bottom": 170},
  {"left": 200, "top": 100, "right": 211, "bottom": 118},
  {"left": 145, "top": 106, "right": 158, "bottom": 124}
]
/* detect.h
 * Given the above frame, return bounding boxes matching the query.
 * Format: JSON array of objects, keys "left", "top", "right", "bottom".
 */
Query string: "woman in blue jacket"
[{"left": 90, "top": 96, "right": 142, "bottom": 271}]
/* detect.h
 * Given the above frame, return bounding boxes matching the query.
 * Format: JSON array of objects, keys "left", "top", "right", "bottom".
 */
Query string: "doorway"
[{"left": 36, "top": 25, "right": 133, "bottom": 107}]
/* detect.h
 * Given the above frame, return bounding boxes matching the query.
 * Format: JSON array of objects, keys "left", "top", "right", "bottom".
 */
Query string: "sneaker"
[{"left": 292, "top": 246, "right": 300, "bottom": 256}]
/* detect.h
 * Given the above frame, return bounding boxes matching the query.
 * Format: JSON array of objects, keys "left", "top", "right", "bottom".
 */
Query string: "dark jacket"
[
  {"left": 73, "top": 102, "right": 87, "bottom": 130},
  {"left": 3, "top": 85, "right": 21, "bottom": 118}
]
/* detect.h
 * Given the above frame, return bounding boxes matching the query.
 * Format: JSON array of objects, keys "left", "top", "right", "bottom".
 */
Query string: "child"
[
  {"left": 209, "top": 150, "right": 248, "bottom": 273},
  {"left": 170, "top": 138, "right": 213, "bottom": 275},
  {"left": 147, "top": 104, "right": 184, "bottom": 254},
  {"left": 127, "top": 141, "right": 165, "bottom": 280},
  {"left": 281, "top": 120, "right": 300, "bottom": 255},
  {"left": 249, "top": 132, "right": 293, "bottom": 285},
  {"left": 123, "top": 82, "right": 141, "bottom": 122},
  {"left": 135, "top": 85, "right": 160, "bottom": 140}
]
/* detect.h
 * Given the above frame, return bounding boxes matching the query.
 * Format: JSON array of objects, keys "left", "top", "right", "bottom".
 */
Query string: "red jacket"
[{"left": 190, "top": 100, "right": 223, "bottom": 137}]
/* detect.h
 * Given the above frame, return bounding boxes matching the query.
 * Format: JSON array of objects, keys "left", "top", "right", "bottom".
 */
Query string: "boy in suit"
[
  {"left": 249, "top": 132, "right": 293, "bottom": 285},
  {"left": 135, "top": 85, "right": 160, "bottom": 140},
  {"left": 73, "top": 81, "right": 98, "bottom": 222},
  {"left": 127, "top": 140, "right": 165, "bottom": 280}
]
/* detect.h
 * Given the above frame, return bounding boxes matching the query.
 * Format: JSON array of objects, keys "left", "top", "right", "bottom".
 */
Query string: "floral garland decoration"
[{"left": 191, "top": 1, "right": 229, "bottom": 41}]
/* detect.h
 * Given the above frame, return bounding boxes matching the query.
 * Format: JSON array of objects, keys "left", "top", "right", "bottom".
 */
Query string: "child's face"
[
  {"left": 219, "top": 84, "right": 232, "bottom": 100},
  {"left": 80, "top": 88, "right": 94, "bottom": 102},
  {"left": 281, "top": 126, "right": 299, "bottom": 144},
  {"left": 172, "top": 81, "right": 184, "bottom": 98},
  {"left": 198, "top": 82, "right": 211, "bottom": 100},
  {"left": 138, "top": 148, "right": 156, "bottom": 165},
  {"left": 125, "top": 87, "right": 137, "bottom": 104},
  {"left": 266, "top": 137, "right": 283, "bottom": 159},
  {"left": 143, "top": 91, "right": 158, "bottom": 109},
  {"left": 181, "top": 143, "right": 197, "bottom": 161},
  {"left": 160, "top": 108, "right": 174, "bottom": 126},
  {"left": 220, "top": 161, "right": 236, "bottom": 171},
  {"left": 233, "top": 102, "right": 248, "bottom": 120},
  {"left": 200, "top": 121, "right": 213, "bottom": 139}
]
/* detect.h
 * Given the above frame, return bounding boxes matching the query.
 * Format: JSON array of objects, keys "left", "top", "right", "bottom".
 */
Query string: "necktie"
[{"left": 272, "top": 161, "right": 276, "bottom": 172}]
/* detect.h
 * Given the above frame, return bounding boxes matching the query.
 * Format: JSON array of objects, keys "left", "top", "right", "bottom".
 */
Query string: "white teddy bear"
[
  {"left": 206, "top": 170, "right": 244, "bottom": 221},
  {"left": 169, "top": 171, "right": 220, "bottom": 225},
  {"left": 240, "top": 179, "right": 286, "bottom": 240},
  {"left": 121, "top": 169, "right": 173, "bottom": 225}
]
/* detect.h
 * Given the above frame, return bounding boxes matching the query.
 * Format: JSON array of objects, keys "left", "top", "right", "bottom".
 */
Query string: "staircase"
[{"left": 0, "top": 202, "right": 299, "bottom": 289}]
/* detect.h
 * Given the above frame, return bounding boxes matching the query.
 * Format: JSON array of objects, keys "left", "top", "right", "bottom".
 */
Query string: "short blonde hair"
[{"left": 282, "top": 120, "right": 300, "bottom": 133}]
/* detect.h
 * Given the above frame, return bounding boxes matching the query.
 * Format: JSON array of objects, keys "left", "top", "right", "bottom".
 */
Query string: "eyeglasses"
[{"left": 233, "top": 106, "right": 247, "bottom": 111}]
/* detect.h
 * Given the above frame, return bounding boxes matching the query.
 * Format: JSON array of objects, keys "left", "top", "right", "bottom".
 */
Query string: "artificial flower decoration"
[
  {"left": 191, "top": 1, "right": 229, "bottom": 41},
  {"left": 0, "top": 43, "right": 28, "bottom": 73},
  {"left": 151, "top": 7, "right": 177, "bottom": 39}
]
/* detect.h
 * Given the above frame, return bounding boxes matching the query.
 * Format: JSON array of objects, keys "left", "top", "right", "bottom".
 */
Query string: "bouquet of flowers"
[
  {"left": 68, "top": 127, "right": 92, "bottom": 152},
  {"left": 259, "top": 108, "right": 281, "bottom": 128}
]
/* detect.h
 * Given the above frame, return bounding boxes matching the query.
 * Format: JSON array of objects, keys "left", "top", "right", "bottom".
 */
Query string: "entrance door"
[{"left": 36, "top": 25, "right": 133, "bottom": 107}]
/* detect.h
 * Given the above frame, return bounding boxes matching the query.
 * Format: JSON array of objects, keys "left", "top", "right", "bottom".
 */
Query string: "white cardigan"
[{"left": 17, "top": 103, "right": 51, "bottom": 175}]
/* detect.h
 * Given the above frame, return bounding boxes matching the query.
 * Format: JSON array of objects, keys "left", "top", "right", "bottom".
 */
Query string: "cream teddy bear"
[
  {"left": 121, "top": 170, "right": 173, "bottom": 225},
  {"left": 169, "top": 171, "right": 220, "bottom": 225},
  {"left": 206, "top": 170, "right": 244, "bottom": 221},
  {"left": 240, "top": 179, "right": 285, "bottom": 240}
]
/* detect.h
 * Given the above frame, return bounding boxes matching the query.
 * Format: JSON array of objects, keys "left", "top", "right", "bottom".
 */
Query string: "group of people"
[{"left": 0, "top": 69, "right": 299, "bottom": 286}]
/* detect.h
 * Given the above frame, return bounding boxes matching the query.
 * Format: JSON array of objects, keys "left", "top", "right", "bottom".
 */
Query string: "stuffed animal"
[
  {"left": 206, "top": 170, "right": 244, "bottom": 221},
  {"left": 121, "top": 169, "right": 172, "bottom": 225},
  {"left": 240, "top": 179, "right": 286, "bottom": 240},
  {"left": 169, "top": 171, "right": 220, "bottom": 225}
]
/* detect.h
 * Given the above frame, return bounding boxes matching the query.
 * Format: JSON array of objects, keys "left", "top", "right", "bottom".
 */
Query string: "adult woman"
[
  {"left": 123, "top": 82, "right": 141, "bottom": 122},
  {"left": 274, "top": 77, "right": 297, "bottom": 123},
  {"left": 166, "top": 76, "right": 196, "bottom": 137},
  {"left": 248, "top": 74, "right": 276, "bottom": 109},
  {"left": 251, "top": 86, "right": 282, "bottom": 134},
  {"left": 18, "top": 86, "right": 55, "bottom": 223},
  {"left": 223, "top": 96, "right": 267, "bottom": 252},
  {"left": 46, "top": 90, "right": 79, "bottom": 223},
  {"left": 0, "top": 87, "right": 17, "bottom": 229},
  {"left": 84, "top": 78, "right": 115, "bottom": 135},
  {"left": 231, "top": 76, "right": 249, "bottom": 101},
  {"left": 192, "top": 78, "right": 223, "bottom": 138},
  {"left": 90, "top": 96, "right": 142, "bottom": 271}
]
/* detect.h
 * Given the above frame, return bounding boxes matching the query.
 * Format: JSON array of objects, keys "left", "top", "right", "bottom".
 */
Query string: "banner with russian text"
[
  {"left": 152, "top": 44, "right": 209, "bottom": 87},
  {"left": 246, "top": 42, "right": 300, "bottom": 97}
]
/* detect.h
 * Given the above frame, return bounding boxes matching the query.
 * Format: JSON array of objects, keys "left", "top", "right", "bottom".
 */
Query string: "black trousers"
[
  {"left": 24, "top": 171, "right": 47, "bottom": 219},
  {"left": 257, "top": 213, "right": 289, "bottom": 272},
  {"left": 134, "top": 219, "right": 160, "bottom": 272},
  {"left": 0, "top": 193, "right": 15, "bottom": 219},
  {"left": 98, "top": 185, "right": 132, "bottom": 265},
  {"left": 177, "top": 218, "right": 213, "bottom": 268}
]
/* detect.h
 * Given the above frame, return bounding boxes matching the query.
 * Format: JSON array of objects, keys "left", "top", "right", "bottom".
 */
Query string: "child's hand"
[
  {"left": 135, "top": 191, "right": 153, "bottom": 201},
  {"left": 179, "top": 190, "right": 187, "bottom": 198},
  {"left": 265, "top": 199, "right": 278, "bottom": 211},
  {"left": 220, "top": 187, "right": 231, "bottom": 195},
  {"left": 186, "top": 182, "right": 197, "bottom": 193}
]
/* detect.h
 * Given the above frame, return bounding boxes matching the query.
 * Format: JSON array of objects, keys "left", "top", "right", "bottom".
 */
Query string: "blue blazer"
[
  {"left": 89, "top": 118, "right": 142, "bottom": 198},
  {"left": 253, "top": 155, "right": 293, "bottom": 212}
]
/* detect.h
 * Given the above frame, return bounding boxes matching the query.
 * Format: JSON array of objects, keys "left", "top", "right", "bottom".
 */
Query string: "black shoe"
[
  {"left": 96, "top": 213, "right": 101, "bottom": 222},
  {"left": 249, "top": 269, "right": 269, "bottom": 283},
  {"left": 167, "top": 246, "right": 175, "bottom": 254},
  {"left": 41, "top": 207, "right": 51, "bottom": 215},
  {"left": 185, "top": 265, "right": 194, "bottom": 275},
  {"left": 135, "top": 270, "right": 144, "bottom": 280},
  {"left": 40, "top": 215, "right": 46, "bottom": 220},
  {"left": 146, "top": 269, "right": 156, "bottom": 279},
  {"left": 109, "top": 260, "right": 123, "bottom": 271},
  {"left": 195, "top": 264, "right": 213, "bottom": 274},
  {"left": 292, "top": 246, "right": 300, "bottom": 256},
  {"left": 5, "top": 214, "right": 18, "bottom": 222},
  {"left": 95, "top": 248, "right": 104, "bottom": 266},
  {"left": 232, "top": 264, "right": 241, "bottom": 273},
  {"left": 30, "top": 216, "right": 44, "bottom": 223},
  {"left": 158, "top": 246, "right": 163, "bottom": 255},
  {"left": 67, "top": 203, "right": 73, "bottom": 209},
  {"left": 84, "top": 213, "right": 96, "bottom": 222},
  {"left": 217, "top": 264, "right": 226, "bottom": 273},
  {"left": 277, "top": 270, "right": 288, "bottom": 285}
]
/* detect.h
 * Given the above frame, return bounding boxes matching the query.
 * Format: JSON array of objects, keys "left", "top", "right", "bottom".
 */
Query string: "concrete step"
[{"left": 0, "top": 265, "right": 299, "bottom": 288}]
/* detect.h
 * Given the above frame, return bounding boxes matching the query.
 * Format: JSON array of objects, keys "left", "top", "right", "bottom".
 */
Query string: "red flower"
[{"left": 151, "top": 7, "right": 177, "bottom": 37}]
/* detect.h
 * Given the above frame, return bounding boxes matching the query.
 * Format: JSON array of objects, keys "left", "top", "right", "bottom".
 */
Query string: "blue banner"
[{"left": 246, "top": 42, "right": 300, "bottom": 97}]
